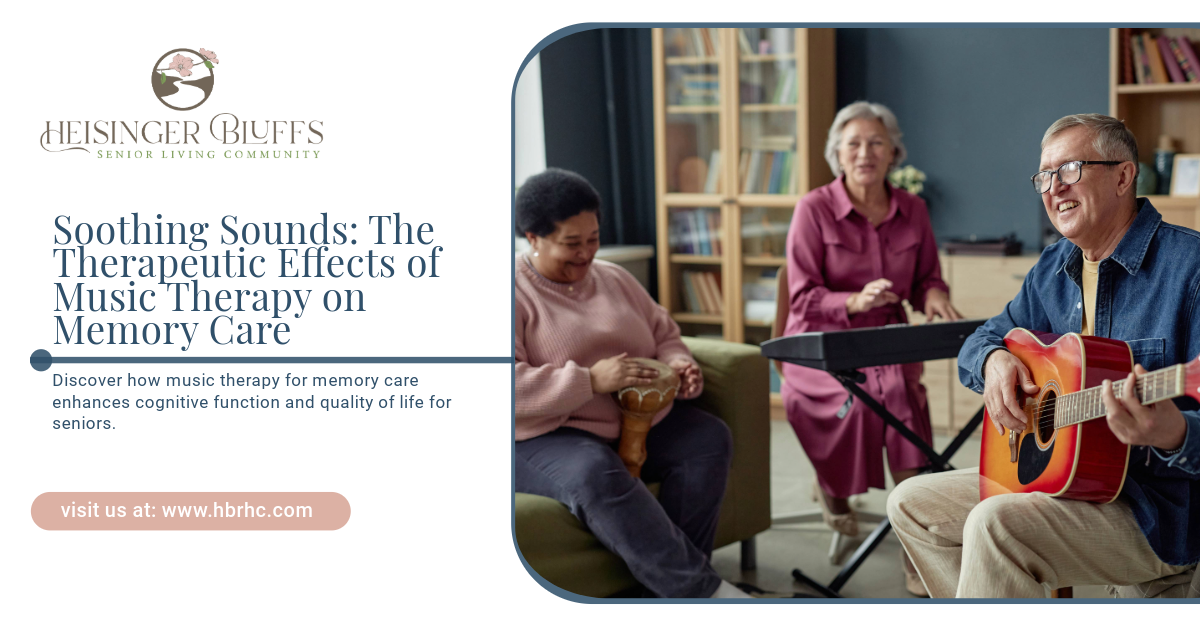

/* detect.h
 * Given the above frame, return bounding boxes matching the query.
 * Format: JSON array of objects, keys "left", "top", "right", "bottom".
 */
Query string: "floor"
[{"left": 709, "top": 417, "right": 1111, "bottom": 599}]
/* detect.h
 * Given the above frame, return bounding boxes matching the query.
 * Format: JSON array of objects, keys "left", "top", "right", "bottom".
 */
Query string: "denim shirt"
[{"left": 959, "top": 199, "right": 1200, "bottom": 566}]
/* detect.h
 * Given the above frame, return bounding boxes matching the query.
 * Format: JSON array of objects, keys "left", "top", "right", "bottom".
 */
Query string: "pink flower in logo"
[
  {"left": 171, "top": 54, "right": 194, "bottom": 77},
  {"left": 199, "top": 48, "right": 219, "bottom": 64}
]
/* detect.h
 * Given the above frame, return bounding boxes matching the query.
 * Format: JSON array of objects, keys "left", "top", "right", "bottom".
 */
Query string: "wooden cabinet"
[
  {"left": 652, "top": 28, "right": 836, "bottom": 343},
  {"left": 1110, "top": 28, "right": 1200, "bottom": 224}
]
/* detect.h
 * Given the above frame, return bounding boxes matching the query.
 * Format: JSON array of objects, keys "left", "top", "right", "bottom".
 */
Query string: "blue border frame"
[{"left": 509, "top": 22, "right": 1200, "bottom": 604}]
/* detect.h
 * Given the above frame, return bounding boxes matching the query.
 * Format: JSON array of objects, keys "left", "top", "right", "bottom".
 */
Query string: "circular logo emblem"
[{"left": 151, "top": 48, "right": 218, "bottom": 111}]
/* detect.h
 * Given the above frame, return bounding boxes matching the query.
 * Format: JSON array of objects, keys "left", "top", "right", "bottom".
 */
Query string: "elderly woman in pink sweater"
[{"left": 515, "top": 169, "right": 746, "bottom": 599}]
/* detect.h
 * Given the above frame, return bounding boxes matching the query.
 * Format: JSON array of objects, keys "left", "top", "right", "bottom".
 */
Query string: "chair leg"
[{"left": 740, "top": 537, "right": 757, "bottom": 571}]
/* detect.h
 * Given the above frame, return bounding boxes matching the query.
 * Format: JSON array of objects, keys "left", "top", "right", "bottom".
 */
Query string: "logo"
[{"left": 151, "top": 48, "right": 219, "bottom": 111}]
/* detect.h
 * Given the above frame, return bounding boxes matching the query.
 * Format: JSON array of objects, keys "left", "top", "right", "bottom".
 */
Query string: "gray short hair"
[
  {"left": 1041, "top": 114, "right": 1139, "bottom": 178},
  {"left": 824, "top": 101, "right": 907, "bottom": 177}
]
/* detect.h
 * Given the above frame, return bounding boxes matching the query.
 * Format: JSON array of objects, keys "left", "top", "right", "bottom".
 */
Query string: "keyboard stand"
[{"left": 788, "top": 369, "right": 985, "bottom": 598}]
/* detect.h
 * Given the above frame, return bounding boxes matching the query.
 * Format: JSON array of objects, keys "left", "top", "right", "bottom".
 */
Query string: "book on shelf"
[
  {"left": 739, "top": 81, "right": 766, "bottom": 104},
  {"left": 771, "top": 68, "right": 797, "bottom": 105},
  {"left": 701, "top": 272, "right": 723, "bottom": 314},
  {"left": 1158, "top": 36, "right": 1187, "bottom": 83},
  {"left": 680, "top": 270, "right": 724, "bottom": 315},
  {"left": 702, "top": 150, "right": 721, "bottom": 194},
  {"left": 690, "top": 211, "right": 709, "bottom": 256},
  {"left": 690, "top": 30, "right": 706, "bottom": 57},
  {"left": 1121, "top": 28, "right": 1134, "bottom": 84},
  {"left": 679, "top": 73, "right": 719, "bottom": 105},
  {"left": 1145, "top": 35, "right": 1170, "bottom": 84},
  {"left": 692, "top": 271, "right": 715, "bottom": 313},
  {"left": 1177, "top": 36, "right": 1200, "bottom": 83},
  {"left": 671, "top": 208, "right": 722, "bottom": 256},
  {"left": 737, "top": 29, "right": 753, "bottom": 55},
  {"left": 680, "top": 271, "right": 704, "bottom": 313},
  {"left": 1132, "top": 34, "right": 1151, "bottom": 84},
  {"left": 707, "top": 210, "right": 722, "bottom": 255},
  {"left": 1167, "top": 37, "right": 1199, "bottom": 83},
  {"left": 740, "top": 148, "right": 797, "bottom": 194},
  {"left": 1124, "top": 33, "right": 1200, "bottom": 84}
]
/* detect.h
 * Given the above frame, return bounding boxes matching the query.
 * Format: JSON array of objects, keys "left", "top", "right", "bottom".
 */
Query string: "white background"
[{"left": 1, "top": 1, "right": 1196, "bottom": 625}]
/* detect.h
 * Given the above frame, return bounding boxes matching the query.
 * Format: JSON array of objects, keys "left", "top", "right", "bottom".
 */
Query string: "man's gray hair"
[
  {"left": 1041, "top": 114, "right": 1139, "bottom": 178},
  {"left": 824, "top": 101, "right": 907, "bottom": 177}
]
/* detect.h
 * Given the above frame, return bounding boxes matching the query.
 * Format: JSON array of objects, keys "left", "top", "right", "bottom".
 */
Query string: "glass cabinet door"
[
  {"left": 662, "top": 28, "right": 723, "bottom": 195},
  {"left": 735, "top": 28, "right": 798, "bottom": 196}
]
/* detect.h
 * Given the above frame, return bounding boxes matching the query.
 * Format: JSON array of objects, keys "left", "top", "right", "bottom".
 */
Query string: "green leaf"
[
  {"left": 204, "top": 60, "right": 213, "bottom": 70},
  {"left": 160, "top": 72, "right": 166, "bottom": 84}
]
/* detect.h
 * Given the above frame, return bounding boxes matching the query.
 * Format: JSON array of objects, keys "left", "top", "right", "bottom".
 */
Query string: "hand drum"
[{"left": 613, "top": 358, "right": 680, "bottom": 478}]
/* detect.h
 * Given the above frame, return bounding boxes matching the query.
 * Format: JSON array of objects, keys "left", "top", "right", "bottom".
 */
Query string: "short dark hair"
[{"left": 515, "top": 168, "right": 601, "bottom": 237}]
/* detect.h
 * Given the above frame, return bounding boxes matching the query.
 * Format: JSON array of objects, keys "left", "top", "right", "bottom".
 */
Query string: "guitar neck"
[{"left": 1053, "top": 364, "right": 1186, "bottom": 429}]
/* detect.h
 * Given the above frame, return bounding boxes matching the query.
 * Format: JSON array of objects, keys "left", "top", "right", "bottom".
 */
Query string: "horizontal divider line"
[{"left": 49, "top": 357, "right": 513, "bottom": 364}]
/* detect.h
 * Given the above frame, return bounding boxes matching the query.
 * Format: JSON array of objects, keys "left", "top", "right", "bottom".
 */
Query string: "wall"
[
  {"left": 837, "top": 28, "right": 1110, "bottom": 249},
  {"left": 538, "top": 29, "right": 657, "bottom": 251},
  {"left": 514, "top": 54, "right": 546, "bottom": 189}
]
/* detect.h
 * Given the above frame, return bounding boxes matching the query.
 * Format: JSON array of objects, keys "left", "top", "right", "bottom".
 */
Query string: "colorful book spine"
[
  {"left": 767, "top": 151, "right": 783, "bottom": 193},
  {"left": 1132, "top": 34, "right": 1151, "bottom": 84},
  {"left": 1177, "top": 36, "right": 1200, "bottom": 83},
  {"left": 744, "top": 150, "right": 762, "bottom": 194},
  {"left": 1145, "top": 35, "right": 1170, "bottom": 84},
  {"left": 707, "top": 210, "right": 722, "bottom": 256},
  {"left": 1167, "top": 38, "right": 1198, "bottom": 82},
  {"left": 702, "top": 272, "right": 723, "bottom": 314},
  {"left": 1158, "top": 36, "right": 1186, "bottom": 83},
  {"left": 681, "top": 272, "right": 702, "bottom": 313},
  {"left": 737, "top": 29, "right": 753, "bottom": 55},
  {"left": 759, "top": 152, "right": 775, "bottom": 193},
  {"left": 692, "top": 211, "right": 710, "bottom": 256}
]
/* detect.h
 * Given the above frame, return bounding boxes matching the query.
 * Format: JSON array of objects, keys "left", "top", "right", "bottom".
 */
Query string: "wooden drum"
[{"left": 613, "top": 358, "right": 680, "bottom": 478}]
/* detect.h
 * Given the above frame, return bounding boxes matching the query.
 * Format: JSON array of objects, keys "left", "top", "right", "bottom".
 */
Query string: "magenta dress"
[{"left": 782, "top": 175, "right": 950, "bottom": 498}]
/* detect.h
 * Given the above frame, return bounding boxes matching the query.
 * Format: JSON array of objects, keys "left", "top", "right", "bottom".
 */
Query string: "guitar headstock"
[{"left": 1185, "top": 355, "right": 1200, "bottom": 404}]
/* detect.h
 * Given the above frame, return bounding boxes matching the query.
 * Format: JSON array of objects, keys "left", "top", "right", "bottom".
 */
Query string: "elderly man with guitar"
[{"left": 887, "top": 114, "right": 1200, "bottom": 598}]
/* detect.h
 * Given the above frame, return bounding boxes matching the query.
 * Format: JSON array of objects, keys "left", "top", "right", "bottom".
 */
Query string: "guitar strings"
[
  {"left": 1025, "top": 377, "right": 1158, "bottom": 428},
  {"left": 1015, "top": 370, "right": 1173, "bottom": 430},
  {"left": 1012, "top": 369, "right": 1169, "bottom": 427}
]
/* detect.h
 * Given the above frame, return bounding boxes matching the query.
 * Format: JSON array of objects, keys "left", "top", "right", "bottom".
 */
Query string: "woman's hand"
[
  {"left": 846, "top": 278, "right": 900, "bottom": 315},
  {"left": 668, "top": 359, "right": 702, "bottom": 399},
  {"left": 589, "top": 353, "right": 658, "bottom": 394},
  {"left": 923, "top": 288, "right": 962, "bottom": 321}
]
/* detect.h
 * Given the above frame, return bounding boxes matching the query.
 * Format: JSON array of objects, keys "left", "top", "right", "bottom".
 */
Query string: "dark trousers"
[{"left": 515, "top": 402, "right": 733, "bottom": 598}]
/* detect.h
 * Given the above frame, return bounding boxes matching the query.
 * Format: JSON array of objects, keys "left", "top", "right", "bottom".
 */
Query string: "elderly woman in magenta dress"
[{"left": 781, "top": 102, "right": 960, "bottom": 595}]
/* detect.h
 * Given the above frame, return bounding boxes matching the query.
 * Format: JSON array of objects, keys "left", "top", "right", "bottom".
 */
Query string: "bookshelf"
[
  {"left": 653, "top": 28, "right": 836, "bottom": 343},
  {"left": 1110, "top": 28, "right": 1200, "bottom": 222}
]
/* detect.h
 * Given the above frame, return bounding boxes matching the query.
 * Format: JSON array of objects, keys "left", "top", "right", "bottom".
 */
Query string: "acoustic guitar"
[{"left": 980, "top": 328, "right": 1200, "bottom": 503}]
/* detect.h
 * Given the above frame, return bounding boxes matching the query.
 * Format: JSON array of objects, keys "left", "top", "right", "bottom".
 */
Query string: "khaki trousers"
[{"left": 886, "top": 468, "right": 1193, "bottom": 598}]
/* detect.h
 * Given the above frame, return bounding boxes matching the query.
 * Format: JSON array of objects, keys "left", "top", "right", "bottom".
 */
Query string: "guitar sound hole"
[{"left": 1037, "top": 391, "right": 1057, "bottom": 443}]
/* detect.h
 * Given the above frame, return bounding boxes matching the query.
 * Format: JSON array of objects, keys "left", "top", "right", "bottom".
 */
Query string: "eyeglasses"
[{"left": 1031, "top": 160, "right": 1123, "bottom": 194}]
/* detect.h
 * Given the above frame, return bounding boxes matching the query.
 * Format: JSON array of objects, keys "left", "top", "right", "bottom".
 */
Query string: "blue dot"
[{"left": 30, "top": 349, "right": 53, "bottom": 372}]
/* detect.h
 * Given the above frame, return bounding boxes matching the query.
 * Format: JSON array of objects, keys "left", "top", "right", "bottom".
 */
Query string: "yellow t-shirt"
[{"left": 1081, "top": 258, "right": 1099, "bottom": 336}]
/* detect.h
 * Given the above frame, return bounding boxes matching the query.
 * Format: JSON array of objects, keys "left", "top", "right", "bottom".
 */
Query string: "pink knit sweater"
[{"left": 515, "top": 253, "right": 701, "bottom": 441}]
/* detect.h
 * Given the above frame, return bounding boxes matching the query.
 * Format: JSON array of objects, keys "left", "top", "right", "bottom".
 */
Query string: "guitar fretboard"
[{"left": 1037, "top": 364, "right": 1185, "bottom": 429}]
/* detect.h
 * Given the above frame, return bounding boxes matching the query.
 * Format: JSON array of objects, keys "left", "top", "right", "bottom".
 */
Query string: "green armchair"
[{"left": 514, "top": 337, "right": 772, "bottom": 598}]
